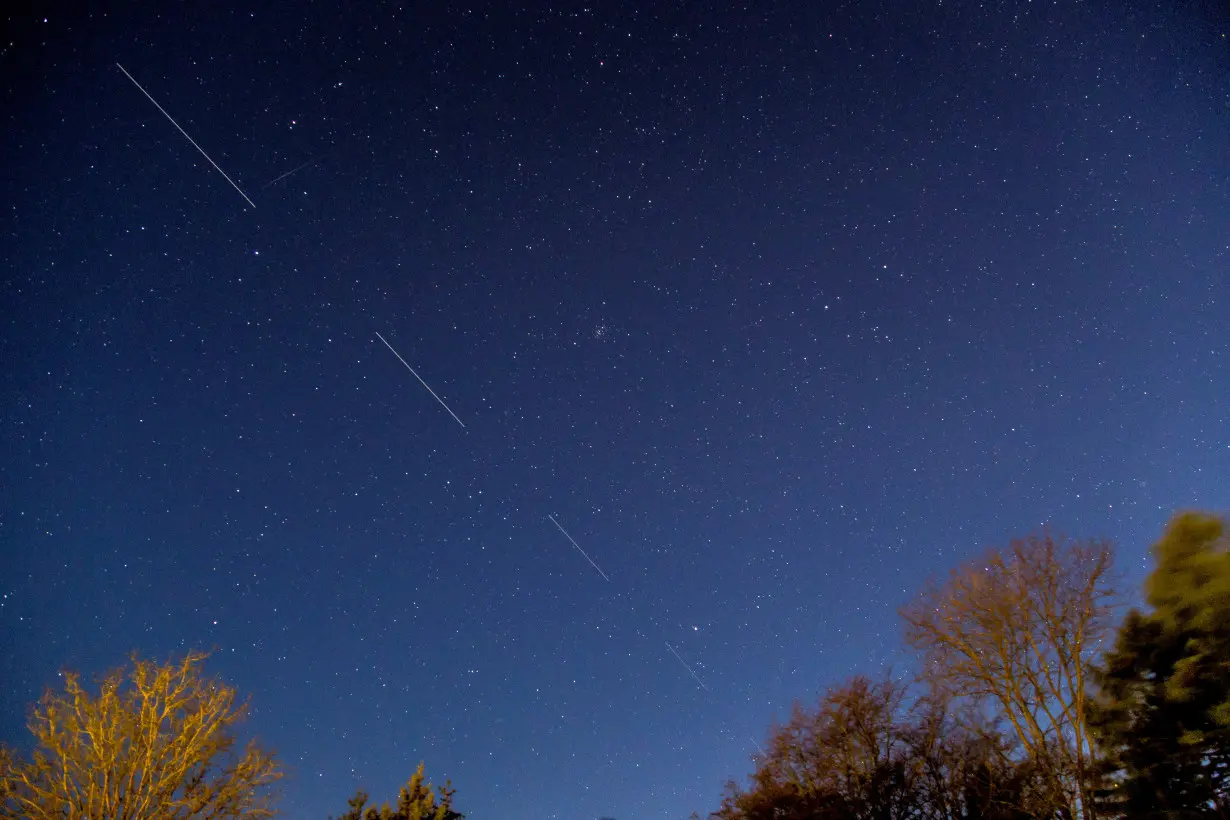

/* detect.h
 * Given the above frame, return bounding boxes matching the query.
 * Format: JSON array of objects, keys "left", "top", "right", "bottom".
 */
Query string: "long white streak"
[
  {"left": 548, "top": 515, "right": 610, "bottom": 581},
  {"left": 374, "top": 331, "right": 466, "bottom": 428},
  {"left": 665, "top": 642, "right": 710, "bottom": 692},
  {"left": 116, "top": 63, "right": 256, "bottom": 209}
]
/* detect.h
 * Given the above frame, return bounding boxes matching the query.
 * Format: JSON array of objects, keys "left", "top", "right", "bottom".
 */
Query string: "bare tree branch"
[
  {"left": 0, "top": 651, "right": 283, "bottom": 820},
  {"left": 901, "top": 532, "right": 1116, "bottom": 819}
]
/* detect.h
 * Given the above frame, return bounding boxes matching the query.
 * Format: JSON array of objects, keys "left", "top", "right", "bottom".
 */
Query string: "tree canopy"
[
  {"left": 710, "top": 674, "right": 1060, "bottom": 820},
  {"left": 901, "top": 532, "right": 1116, "bottom": 818},
  {"left": 0, "top": 651, "right": 282, "bottom": 820},
  {"left": 1091, "top": 512, "right": 1230, "bottom": 816}
]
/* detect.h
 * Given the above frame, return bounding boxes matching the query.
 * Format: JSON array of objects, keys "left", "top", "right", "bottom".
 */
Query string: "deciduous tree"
[
  {"left": 905, "top": 690, "right": 1042, "bottom": 820},
  {"left": 707, "top": 675, "right": 1059, "bottom": 820},
  {"left": 711, "top": 675, "right": 919, "bottom": 820},
  {"left": 901, "top": 532, "right": 1116, "bottom": 818},
  {"left": 0, "top": 651, "right": 282, "bottom": 820}
]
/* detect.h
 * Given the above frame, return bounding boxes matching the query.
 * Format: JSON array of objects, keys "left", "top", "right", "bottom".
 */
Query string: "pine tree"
[
  {"left": 1091, "top": 512, "right": 1230, "bottom": 816},
  {"left": 332, "top": 762, "right": 462, "bottom": 820}
]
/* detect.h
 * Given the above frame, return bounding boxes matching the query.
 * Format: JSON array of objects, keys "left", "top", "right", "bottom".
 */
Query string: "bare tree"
[
  {"left": 901, "top": 532, "right": 1116, "bottom": 819},
  {"left": 0, "top": 651, "right": 283, "bottom": 820},
  {"left": 906, "top": 688, "right": 1064, "bottom": 819},
  {"left": 713, "top": 674, "right": 921, "bottom": 820},
  {"left": 707, "top": 674, "right": 1057, "bottom": 820}
]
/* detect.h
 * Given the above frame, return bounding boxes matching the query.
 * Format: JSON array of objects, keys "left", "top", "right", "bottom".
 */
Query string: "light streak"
[
  {"left": 116, "top": 63, "right": 256, "bottom": 209},
  {"left": 263, "top": 157, "right": 318, "bottom": 187},
  {"left": 374, "top": 331, "right": 466, "bottom": 428},
  {"left": 548, "top": 515, "right": 610, "bottom": 581},
  {"left": 665, "top": 641, "right": 710, "bottom": 692}
]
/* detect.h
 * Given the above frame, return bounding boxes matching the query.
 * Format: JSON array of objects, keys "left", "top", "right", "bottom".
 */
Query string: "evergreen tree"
[
  {"left": 332, "top": 762, "right": 462, "bottom": 820},
  {"left": 1091, "top": 512, "right": 1230, "bottom": 816}
]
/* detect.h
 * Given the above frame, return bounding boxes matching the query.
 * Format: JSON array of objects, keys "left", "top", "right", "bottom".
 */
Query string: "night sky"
[{"left": 2, "top": 2, "right": 1227, "bottom": 818}]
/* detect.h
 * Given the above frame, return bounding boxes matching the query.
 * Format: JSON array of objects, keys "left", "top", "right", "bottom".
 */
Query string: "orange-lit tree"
[
  {"left": 901, "top": 532, "right": 1116, "bottom": 819},
  {"left": 0, "top": 651, "right": 282, "bottom": 820}
]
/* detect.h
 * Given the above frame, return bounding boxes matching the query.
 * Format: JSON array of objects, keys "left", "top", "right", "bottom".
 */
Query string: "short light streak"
[
  {"left": 547, "top": 515, "right": 610, "bottom": 581},
  {"left": 665, "top": 641, "right": 710, "bottom": 692}
]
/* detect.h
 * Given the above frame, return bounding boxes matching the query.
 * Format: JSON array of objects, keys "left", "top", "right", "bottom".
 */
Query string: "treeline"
[
  {"left": 700, "top": 512, "right": 1230, "bottom": 819},
  {"left": 1, "top": 512, "right": 1225, "bottom": 819}
]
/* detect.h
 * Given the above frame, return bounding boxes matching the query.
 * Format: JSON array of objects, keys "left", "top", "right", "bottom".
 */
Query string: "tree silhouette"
[
  {"left": 332, "top": 762, "right": 462, "bottom": 820},
  {"left": 708, "top": 673, "right": 1060, "bottom": 820},
  {"left": 1091, "top": 512, "right": 1230, "bottom": 815}
]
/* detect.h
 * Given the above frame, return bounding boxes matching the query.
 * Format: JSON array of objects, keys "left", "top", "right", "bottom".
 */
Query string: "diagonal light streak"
[
  {"left": 548, "top": 515, "right": 610, "bottom": 581},
  {"left": 116, "top": 63, "right": 256, "bottom": 209},
  {"left": 374, "top": 331, "right": 466, "bottom": 428}
]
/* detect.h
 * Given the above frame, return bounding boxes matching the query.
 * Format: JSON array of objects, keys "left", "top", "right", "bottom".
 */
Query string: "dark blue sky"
[{"left": 2, "top": 2, "right": 1226, "bottom": 818}]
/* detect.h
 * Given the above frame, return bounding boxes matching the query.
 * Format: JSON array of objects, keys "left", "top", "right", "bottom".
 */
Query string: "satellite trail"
[
  {"left": 263, "top": 157, "right": 319, "bottom": 188},
  {"left": 374, "top": 331, "right": 466, "bottom": 428},
  {"left": 116, "top": 63, "right": 256, "bottom": 209},
  {"left": 665, "top": 641, "right": 710, "bottom": 692},
  {"left": 548, "top": 515, "right": 610, "bottom": 581}
]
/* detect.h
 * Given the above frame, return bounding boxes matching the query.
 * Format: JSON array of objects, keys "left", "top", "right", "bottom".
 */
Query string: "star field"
[{"left": 2, "top": 2, "right": 1227, "bottom": 818}]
